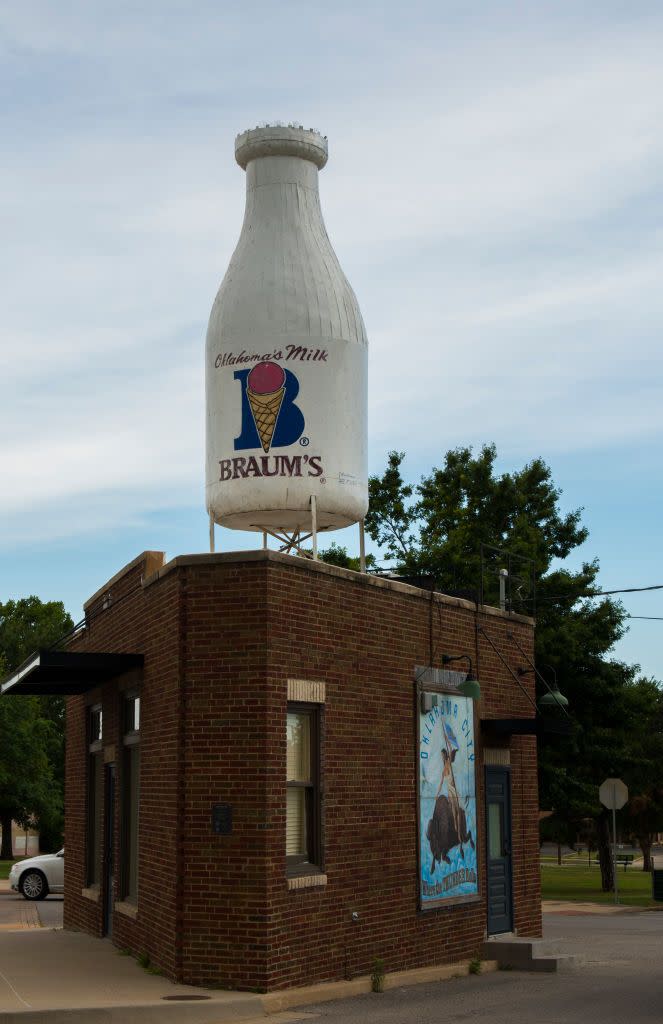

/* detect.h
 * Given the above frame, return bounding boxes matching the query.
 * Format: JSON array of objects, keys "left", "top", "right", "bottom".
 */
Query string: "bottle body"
[{"left": 205, "top": 127, "right": 368, "bottom": 532}]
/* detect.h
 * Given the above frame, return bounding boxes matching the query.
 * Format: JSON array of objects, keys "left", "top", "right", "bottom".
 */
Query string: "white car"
[{"left": 9, "top": 850, "right": 64, "bottom": 900}]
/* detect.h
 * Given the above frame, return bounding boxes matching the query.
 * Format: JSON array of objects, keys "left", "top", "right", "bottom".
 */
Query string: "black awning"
[
  {"left": 1, "top": 649, "right": 143, "bottom": 696},
  {"left": 481, "top": 716, "right": 573, "bottom": 738}
]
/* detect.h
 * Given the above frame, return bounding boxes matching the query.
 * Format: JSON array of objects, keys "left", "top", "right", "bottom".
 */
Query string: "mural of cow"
[{"left": 427, "top": 747, "right": 475, "bottom": 872}]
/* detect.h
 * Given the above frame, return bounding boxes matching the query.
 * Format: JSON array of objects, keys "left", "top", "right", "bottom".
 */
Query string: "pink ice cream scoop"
[
  {"left": 247, "top": 361, "right": 286, "bottom": 394},
  {"left": 245, "top": 362, "right": 287, "bottom": 453}
]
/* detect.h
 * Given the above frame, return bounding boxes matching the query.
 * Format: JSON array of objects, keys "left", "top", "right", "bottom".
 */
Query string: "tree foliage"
[
  {"left": 0, "top": 597, "right": 73, "bottom": 856},
  {"left": 620, "top": 678, "right": 663, "bottom": 869},
  {"left": 319, "top": 542, "right": 376, "bottom": 572},
  {"left": 361, "top": 445, "right": 663, "bottom": 886},
  {"left": 366, "top": 446, "right": 589, "bottom": 590}
]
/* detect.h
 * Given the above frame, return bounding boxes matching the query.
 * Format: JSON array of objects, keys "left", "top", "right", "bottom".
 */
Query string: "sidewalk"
[
  {"left": 0, "top": 926, "right": 494, "bottom": 1024},
  {"left": 0, "top": 929, "right": 267, "bottom": 1023},
  {"left": 543, "top": 899, "right": 663, "bottom": 915}
]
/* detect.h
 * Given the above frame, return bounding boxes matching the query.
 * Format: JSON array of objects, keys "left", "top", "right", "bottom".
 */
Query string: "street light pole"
[{"left": 612, "top": 783, "right": 619, "bottom": 906}]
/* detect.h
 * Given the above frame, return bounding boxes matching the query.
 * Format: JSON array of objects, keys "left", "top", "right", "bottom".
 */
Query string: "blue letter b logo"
[{"left": 233, "top": 367, "right": 305, "bottom": 451}]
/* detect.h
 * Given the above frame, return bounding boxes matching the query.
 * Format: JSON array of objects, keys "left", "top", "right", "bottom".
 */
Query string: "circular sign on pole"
[{"left": 599, "top": 778, "right": 628, "bottom": 810}]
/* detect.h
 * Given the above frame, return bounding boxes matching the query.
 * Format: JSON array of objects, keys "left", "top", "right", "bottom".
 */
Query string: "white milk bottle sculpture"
[{"left": 205, "top": 124, "right": 368, "bottom": 555}]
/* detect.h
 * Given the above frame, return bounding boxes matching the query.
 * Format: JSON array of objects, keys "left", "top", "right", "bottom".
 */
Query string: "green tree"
[
  {"left": 0, "top": 695, "right": 59, "bottom": 858},
  {"left": 365, "top": 446, "right": 659, "bottom": 891},
  {"left": 0, "top": 597, "right": 73, "bottom": 670},
  {"left": 620, "top": 677, "right": 663, "bottom": 870},
  {"left": 0, "top": 597, "right": 73, "bottom": 856},
  {"left": 366, "top": 446, "right": 589, "bottom": 593},
  {"left": 319, "top": 542, "right": 376, "bottom": 572}
]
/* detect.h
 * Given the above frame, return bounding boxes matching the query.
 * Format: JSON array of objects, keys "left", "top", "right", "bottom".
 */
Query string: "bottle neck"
[
  {"left": 242, "top": 155, "right": 324, "bottom": 234},
  {"left": 245, "top": 155, "right": 320, "bottom": 194}
]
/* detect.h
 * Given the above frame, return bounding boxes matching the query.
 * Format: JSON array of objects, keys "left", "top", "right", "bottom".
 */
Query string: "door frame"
[
  {"left": 485, "top": 764, "right": 514, "bottom": 935},
  {"left": 103, "top": 762, "right": 116, "bottom": 937}
]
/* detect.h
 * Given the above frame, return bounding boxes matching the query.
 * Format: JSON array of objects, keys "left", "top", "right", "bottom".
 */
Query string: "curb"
[
  {"left": 260, "top": 959, "right": 499, "bottom": 1015},
  {"left": 0, "top": 1000, "right": 266, "bottom": 1024},
  {"left": 543, "top": 900, "right": 663, "bottom": 915}
]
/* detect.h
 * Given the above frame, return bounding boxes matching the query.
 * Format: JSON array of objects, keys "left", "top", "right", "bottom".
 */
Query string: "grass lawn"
[
  {"left": 541, "top": 862, "right": 656, "bottom": 907},
  {"left": 540, "top": 853, "right": 586, "bottom": 864},
  {"left": 0, "top": 859, "right": 30, "bottom": 879}
]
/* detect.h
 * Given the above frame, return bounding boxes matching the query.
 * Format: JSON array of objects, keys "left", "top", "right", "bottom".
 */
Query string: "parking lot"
[{"left": 284, "top": 909, "right": 663, "bottom": 1024}]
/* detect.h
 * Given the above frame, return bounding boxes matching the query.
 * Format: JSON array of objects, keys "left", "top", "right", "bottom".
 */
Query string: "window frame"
[
  {"left": 86, "top": 703, "right": 103, "bottom": 887},
  {"left": 121, "top": 691, "right": 140, "bottom": 903},
  {"left": 286, "top": 702, "right": 322, "bottom": 877}
]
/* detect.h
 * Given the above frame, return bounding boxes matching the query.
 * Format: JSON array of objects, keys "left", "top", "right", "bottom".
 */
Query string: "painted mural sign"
[
  {"left": 205, "top": 331, "right": 368, "bottom": 530},
  {"left": 214, "top": 357, "right": 330, "bottom": 483},
  {"left": 419, "top": 694, "right": 478, "bottom": 907},
  {"left": 234, "top": 361, "right": 305, "bottom": 453}
]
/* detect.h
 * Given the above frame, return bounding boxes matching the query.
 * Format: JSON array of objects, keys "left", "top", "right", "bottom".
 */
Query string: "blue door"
[{"left": 485, "top": 766, "right": 513, "bottom": 934}]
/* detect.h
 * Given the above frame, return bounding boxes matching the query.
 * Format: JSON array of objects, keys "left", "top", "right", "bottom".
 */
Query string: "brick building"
[{"left": 4, "top": 548, "right": 541, "bottom": 990}]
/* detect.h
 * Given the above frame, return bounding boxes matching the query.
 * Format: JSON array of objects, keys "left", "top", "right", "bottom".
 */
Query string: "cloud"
[{"left": 2, "top": 2, "right": 663, "bottom": 554}]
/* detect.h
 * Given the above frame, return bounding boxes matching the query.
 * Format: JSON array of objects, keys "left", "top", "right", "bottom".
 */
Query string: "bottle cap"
[{"left": 235, "top": 124, "right": 328, "bottom": 170}]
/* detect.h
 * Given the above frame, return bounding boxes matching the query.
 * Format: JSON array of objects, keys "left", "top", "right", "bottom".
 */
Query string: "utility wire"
[
  {"left": 534, "top": 585, "right": 663, "bottom": 604},
  {"left": 368, "top": 567, "right": 663, "bottom": 602},
  {"left": 541, "top": 585, "right": 663, "bottom": 598},
  {"left": 368, "top": 565, "right": 663, "bottom": 615},
  {"left": 599, "top": 585, "right": 663, "bottom": 594}
]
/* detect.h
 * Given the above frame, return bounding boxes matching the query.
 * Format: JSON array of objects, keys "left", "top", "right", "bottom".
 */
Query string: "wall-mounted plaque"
[{"left": 211, "top": 803, "right": 233, "bottom": 835}]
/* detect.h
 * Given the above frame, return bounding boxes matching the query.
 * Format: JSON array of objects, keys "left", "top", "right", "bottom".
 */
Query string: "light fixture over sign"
[{"left": 441, "top": 653, "right": 481, "bottom": 702}]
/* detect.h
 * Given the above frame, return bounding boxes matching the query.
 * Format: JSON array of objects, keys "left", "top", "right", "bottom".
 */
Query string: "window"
[
  {"left": 122, "top": 693, "right": 140, "bottom": 902},
  {"left": 87, "top": 705, "right": 103, "bottom": 886},
  {"left": 286, "top": 705, "right": 321, "bottom": 873}
]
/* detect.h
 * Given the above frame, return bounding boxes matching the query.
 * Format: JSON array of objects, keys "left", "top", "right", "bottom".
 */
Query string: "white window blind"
[{"left": 286, "top": 787, "right": 307, "bottom": 856}]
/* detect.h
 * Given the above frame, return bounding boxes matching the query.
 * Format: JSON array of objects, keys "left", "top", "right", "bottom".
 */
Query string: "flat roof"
[
  {"left": 142, "top": 550, "right": 536, "bottom": 626},
  {"left": 1, "top": 649, "right": 144, "bottom": 697}
]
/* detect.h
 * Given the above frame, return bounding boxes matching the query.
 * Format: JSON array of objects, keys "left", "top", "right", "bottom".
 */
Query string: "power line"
[
  {"left": 536, "top": 584, "right": 663, "bottom": 603},
  {"left": 627, "top": 615, "right": 663, "bottom": 621},
  {"left": 367, "top": 566, "right": 663, "bottom": 604},
  {"left": 592, "top": 585, "right": 663, "bottom": 595}
]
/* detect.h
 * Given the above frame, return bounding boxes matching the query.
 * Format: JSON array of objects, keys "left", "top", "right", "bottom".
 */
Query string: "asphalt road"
[
  {"left": 0, "top": 892, "right": 63, "bottom": 930},
  {"left": 284, "top": 911, "right": 663, "bottom": 1024}
]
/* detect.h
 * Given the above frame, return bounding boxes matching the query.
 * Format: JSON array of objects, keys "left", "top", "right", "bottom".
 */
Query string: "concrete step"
[
  {"left": 481, "top": 936, "right": 580, "bottom": 973},
  {"left": 482, "top": 936, "right": 564, "bottom": 961},
  {"left": 526, "top": 954, "right": 582, "bottom": 973}
]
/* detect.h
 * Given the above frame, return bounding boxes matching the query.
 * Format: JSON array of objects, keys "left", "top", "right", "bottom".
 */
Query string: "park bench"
[{"left": 593, "top": 853, "right": 634, "bottom": 871}]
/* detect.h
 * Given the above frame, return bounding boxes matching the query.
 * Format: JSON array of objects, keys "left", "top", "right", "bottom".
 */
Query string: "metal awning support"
[
  {"left": 481, "top": 717, "right": 539, "bottom": 736},
  {"left": 477, "top": 626, "right": 538, "bottom": 713},
  {"left": 481, "top": 717, "right": 573, "bottom": 738},
  {"left": 1, "top": 649, "right": 144, "bottom": 696}
]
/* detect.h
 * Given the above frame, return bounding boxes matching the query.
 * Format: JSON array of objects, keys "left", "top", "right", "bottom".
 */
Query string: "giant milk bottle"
[{"left": 205, "top": 125, "right": 368, "bottom": 536}]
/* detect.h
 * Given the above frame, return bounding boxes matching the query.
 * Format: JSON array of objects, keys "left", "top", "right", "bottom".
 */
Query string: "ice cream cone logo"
[
  {"left": 233, "top": 362, "right": 305, "bottom": 451},
  {"left": 246, "top": 361, "right": 287, "bottom": 453}
]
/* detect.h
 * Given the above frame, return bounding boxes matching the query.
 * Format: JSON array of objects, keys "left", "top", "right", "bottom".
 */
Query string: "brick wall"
[
  {"left": 64, "top": 550, "right": 540, "bottom": 991},
  {"left": 64, "top": 552, "right": 183, "bottom": 977}
]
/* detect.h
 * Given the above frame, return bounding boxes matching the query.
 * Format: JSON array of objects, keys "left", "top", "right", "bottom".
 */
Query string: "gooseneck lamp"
[
  {"left": 441, "top": 654, "right": 481, "bottom": 702},
  {"left": 517, "top": 664, "right": 569, "bottom": 711}
]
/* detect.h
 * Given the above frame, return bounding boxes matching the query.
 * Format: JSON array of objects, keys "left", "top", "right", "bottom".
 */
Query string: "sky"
[{"left": 1, "top": 2, "right": 662, "bottom": 678}]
